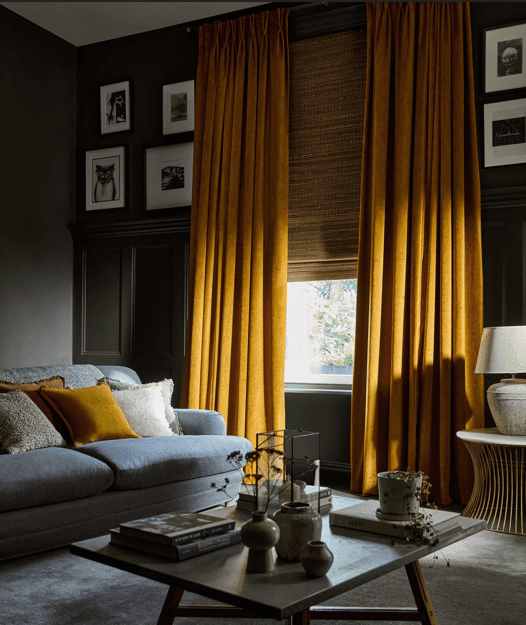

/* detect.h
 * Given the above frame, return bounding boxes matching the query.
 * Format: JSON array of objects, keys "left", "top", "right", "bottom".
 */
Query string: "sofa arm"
[{"left": 175, "top": 409, "right": 226, "bottom": 436}]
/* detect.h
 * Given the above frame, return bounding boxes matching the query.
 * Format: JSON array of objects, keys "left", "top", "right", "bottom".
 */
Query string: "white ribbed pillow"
[{"left": 111, "top": 386, "right": 175, "bottom": 437}]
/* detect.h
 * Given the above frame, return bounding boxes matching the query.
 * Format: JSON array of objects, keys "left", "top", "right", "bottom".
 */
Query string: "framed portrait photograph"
[
  {"left": 100, "top": 80, "right": 131, "bottom": 134},
  {"left": 484, "top": 22, "right": 526, "bottom": 93},
  {"left": 484, "top": 98, "right": 526, "bottom": 167},
  {"left": 85, "top": 146, "right": 126, "bottom": 211},
  {"left": 145, "top": 142, "right": 193, "bottom": 210},
  {"left": 163, "top": 80, "right": 195, "bottom": 135}
]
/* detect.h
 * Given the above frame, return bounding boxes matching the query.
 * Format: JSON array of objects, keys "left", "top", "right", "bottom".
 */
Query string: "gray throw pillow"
[
  {"left": 0, "top": 390, "right": 66, "bottom": 454},
  {"left": 99, "top": 377, "right": 184, "bottom": 435}
]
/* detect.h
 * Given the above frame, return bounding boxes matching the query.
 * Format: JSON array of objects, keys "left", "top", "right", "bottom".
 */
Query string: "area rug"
[{"left": 1, "top": 526, "right": 524, "bottom": 625}]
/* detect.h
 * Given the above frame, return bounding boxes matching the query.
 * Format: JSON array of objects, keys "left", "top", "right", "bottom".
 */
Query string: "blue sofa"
[{"left": 0, "top": 364, "right": 252, "bottom": 561}]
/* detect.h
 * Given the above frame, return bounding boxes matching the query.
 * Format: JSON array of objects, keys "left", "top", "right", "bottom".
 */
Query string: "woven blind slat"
[{"left": 288, "top": 29, "right": 367, "bottom": 282}]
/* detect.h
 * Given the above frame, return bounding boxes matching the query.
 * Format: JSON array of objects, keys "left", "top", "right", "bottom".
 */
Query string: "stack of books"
[
  {"left": 236, "top": 484, "right": 333, "bottom": 512},
  {"left": 110, "top": 510, "right": 240, "bottom": 561},
  {"left": 329, "top": 499, "right": 462, "bottom": 539}
]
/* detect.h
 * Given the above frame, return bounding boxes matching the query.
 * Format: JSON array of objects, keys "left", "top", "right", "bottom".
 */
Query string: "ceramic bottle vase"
[
  {"left": 273, "top": 501, "right": 322, "bottom": 561},
  {"left": 240, "top": 511, "right": 280, "bottom": 573},
  {"left": 301, "top": 540, "right": 334, "bottom": 577}
]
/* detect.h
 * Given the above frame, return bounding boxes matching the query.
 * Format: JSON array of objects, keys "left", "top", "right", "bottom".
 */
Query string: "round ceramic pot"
[
  {"left": 240, "top": 511, "right": 280, "bottom": 573},
  {"left": 301, "top": 540, "right": 334, "bottom": 577},
  {"left": 273, "top": 501, "right": 322, "bottom": 561},
  {"left": 377, "top": 471, "right": 422, "bottom": 521}
]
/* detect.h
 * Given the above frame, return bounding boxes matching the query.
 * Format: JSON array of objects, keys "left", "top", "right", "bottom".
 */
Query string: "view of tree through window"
[{"left": 285, "top": 280, "right": 357, "bottom": 385}]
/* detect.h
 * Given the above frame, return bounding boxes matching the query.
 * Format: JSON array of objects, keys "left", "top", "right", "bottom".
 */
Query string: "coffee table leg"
[
  {"left": 290, "top": 609, "right": 310, "bottom": 624},
  {"left": 405, "top": 561, "right": 439, "bottom": 625},
  {"left": 157, "top": 586, "right": 184, "bottom": 625}
]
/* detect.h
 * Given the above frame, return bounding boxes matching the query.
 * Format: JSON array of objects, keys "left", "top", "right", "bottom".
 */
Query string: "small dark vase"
[
  {"left": 240, "top": 511, "right": 280, "bottom": 573},
  {"left": 273, "top": 501, "right": 322, "bottom": 561},
  {"left": 301, "top": 540, "right": 334, "bottom": 577}
]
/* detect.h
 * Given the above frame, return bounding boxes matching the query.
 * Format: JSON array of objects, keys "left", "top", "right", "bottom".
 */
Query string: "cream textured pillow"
[
  {"left": 111, "top": 386, "right": 175, "bottom": 437},
  {"left": 0, "top": 390, "right": 66, "bottom": 454},
  {"left": 101, "top": 377, "right": 183, "bottom": 434}
]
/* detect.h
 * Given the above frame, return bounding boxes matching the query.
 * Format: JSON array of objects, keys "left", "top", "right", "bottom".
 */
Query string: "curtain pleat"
[
  {"left": 351, "top": 2, "right": 484, "bottom": 504},
  {"left": 181, "top": 10, "right": 289, "bottom": 445}
]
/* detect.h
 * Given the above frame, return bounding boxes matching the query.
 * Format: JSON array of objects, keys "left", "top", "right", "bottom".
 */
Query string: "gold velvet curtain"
[
  {"left": 180, "top": 9, "right": 289, "bottom": 444},
  {"left": 351, "top": 2, "right": 484, "bottom": 504}
]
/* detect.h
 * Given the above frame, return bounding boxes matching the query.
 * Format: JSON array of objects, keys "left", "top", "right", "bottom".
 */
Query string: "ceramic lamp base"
[{"left": 487, "top": 378, "right": 526, "bottom": 436}]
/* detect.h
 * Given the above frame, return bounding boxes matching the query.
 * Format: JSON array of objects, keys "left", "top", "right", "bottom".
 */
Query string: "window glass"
[{"left": 285, "top": 280, "right": 357, "bottom": 386}]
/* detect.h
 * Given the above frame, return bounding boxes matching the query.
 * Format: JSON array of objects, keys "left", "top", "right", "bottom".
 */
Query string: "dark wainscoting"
[
  {"left": 480, "top": 186, "right": 526, "bottom": 426},
  {"left": 69, "top": 217, "right": 190, "bottom": 406}
]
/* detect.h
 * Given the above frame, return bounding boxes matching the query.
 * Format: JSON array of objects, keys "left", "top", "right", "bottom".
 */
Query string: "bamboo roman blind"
[{"left": 288, "top": 28, "right": 367, "bottom": 282}]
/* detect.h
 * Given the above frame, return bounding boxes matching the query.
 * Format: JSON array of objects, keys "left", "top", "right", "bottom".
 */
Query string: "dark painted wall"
[
  {"left": 471, "top": 3, "right": 526, "bottom": 427},
  {"left": 0, "top": 7, "right": 77, "bottom": 367}
]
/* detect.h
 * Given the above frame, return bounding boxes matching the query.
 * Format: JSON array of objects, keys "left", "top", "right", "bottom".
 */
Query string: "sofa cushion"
[
  {"left": 0, "top": 447, "right": 114, "bottom": 512},
  {"left": 74, "top": 435, "right": 253, "bottom": 490},
  {"left": 38, "top": 383, "right": 141, "bottom": 446},
  {"left": 111, "top": 386, "right": 175, "bottom": 437},
  {"left": 0, "top": 375, "right": 67, "bottom": 437},
  {"left": 102, "top": 377, "right": 183, "bottom": 434},
  {"left": 0, "top": 391, "right": 66, "bottom": 454}
]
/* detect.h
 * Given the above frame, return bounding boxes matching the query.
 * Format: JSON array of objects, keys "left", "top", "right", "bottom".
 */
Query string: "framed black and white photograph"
[
  {"left": 100, "top": 80, "right": 131, "bottom": 134},
  {"left": 85, "top": 146, "right": 126, "bottom": 211},
  {"left": 484, "top": 98, "right": 526, "bottom": 167},
  {"left": 145, "top": 142, "right": 193, "bottom": 210},
  {"left": 163, "top": 81, "right": 194, "bottom": 135},
  {"left": 484, "top": 22, "right": 526, "bottom": 93}
]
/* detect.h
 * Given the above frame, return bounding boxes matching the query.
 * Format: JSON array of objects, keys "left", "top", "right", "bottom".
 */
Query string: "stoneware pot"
[
  {"left": 301, "top": 540, "right": 334, "bottom": 577},
  {"left": 240, "top": 511, "right": 280, "bottom": 573},
  {"left": 377, "top": 471, "right": 423, "bottom": 521},
  {"left": 273, "top": 501, "right": 322, "bottom": 561}
]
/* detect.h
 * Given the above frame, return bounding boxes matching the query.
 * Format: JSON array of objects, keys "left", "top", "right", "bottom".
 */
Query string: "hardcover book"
[
  {"left": 119, "top": 511, "right": 236, "bottom": 546},
  {"left": 110, "top": 527, "right": 242, "bottom": 560},
  {"left": 329, "top": 499, "right": 461, "bottom": 539}
]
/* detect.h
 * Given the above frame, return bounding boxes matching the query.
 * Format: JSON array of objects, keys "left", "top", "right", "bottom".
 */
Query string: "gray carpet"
[{"left": 1, "top": 511, "right": 524, "bottom": 624}]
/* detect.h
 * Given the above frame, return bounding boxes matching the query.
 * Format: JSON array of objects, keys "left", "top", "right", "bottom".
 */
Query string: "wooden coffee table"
[{"left": 70, "top": 496, "right": 485, "bottom": 625}]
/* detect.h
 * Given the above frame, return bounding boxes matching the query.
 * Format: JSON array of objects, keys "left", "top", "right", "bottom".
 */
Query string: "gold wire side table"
[{"left": 457, "top": 428, "right": 526, "bottom": 535}]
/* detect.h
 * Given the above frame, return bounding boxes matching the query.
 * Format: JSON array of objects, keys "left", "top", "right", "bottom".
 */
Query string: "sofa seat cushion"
[
  {"left": 0, "top": 447, "right": 114, "bottom": 513},
  {"left": 74, "top": 435, "right": 253, "bottom": 490}
]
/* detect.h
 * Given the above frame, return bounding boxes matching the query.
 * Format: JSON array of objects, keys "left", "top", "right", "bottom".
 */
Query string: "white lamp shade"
[{"left": 475, "top": 326, "right": 526, "bottom": 374}]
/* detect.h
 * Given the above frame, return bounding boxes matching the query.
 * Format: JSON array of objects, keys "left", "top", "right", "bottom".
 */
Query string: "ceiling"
[{"left": 0, "top": 2, "right": 271, "bottom": 47}]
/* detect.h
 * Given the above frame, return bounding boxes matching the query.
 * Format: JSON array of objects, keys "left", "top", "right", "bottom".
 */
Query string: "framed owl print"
[{"left": 85, "top": 146, "right": 126, "bottom": 211}]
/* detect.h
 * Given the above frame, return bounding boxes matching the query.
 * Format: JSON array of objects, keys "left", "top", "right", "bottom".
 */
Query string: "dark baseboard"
[{"left": 320, "top": 461, "right": 351, "bottom": 491}]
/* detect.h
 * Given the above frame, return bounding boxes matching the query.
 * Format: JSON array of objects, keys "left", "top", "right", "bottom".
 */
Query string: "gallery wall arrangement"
[
  {"left": 86, "top": 79, "right": 195, "bottom": 214},
  {"left": 482, "top": 21, "right": 526, "bottom": 168}
]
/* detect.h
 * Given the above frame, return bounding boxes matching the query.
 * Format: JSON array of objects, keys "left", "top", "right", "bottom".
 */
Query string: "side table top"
[{"left": 457, "top": 428, "right": 526, "bottom": 446}]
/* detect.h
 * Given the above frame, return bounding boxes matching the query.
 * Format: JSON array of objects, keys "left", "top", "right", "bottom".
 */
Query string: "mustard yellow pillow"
[{"left": 38, "top": 383, "right": 141, "bottom": 446}]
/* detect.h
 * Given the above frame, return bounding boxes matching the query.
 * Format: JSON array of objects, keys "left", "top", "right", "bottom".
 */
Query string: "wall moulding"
[
  {"left": 481, "top": 185, "right": 526, "bottom": 211},
  {"left": 69, "top": 214, "right": 191, "bottom": 240}
]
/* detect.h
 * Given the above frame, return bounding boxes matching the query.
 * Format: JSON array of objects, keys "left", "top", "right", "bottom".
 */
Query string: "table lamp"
[{"left": 475, "top": 326, "right": 526, "bottom": 435}]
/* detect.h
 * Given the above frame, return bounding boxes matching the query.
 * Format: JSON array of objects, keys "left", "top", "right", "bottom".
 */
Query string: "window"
[
  {"left": 285, "top": 279, "right": 357, "bottom": 387},
  {"left": 285, "top": 26, "right": 366, "bottom": 388}
]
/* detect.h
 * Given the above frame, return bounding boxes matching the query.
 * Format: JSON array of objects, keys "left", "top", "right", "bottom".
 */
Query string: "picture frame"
[
  {"left": 162, "top": 80, "right": 195, "bottom": 135},
  {"left": 484, "top": 98, "right": 526, "bottom": 167},
  {"left": 145, "top": 142, "right": 193, "bottom": 210},
  {"left": 484, "top": 22, "right": 526, "bottom": 94},
  {"left": 85, "top": 146, "right": 126, "bottom": 211},
  {"left": 100, "top": 80, "right": 132, "bottom": 134}
]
